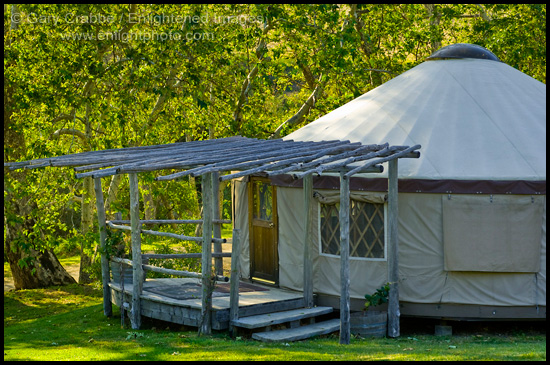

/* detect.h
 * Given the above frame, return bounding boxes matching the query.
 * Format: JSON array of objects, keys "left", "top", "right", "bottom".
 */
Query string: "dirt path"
[{"left": 4, "top": 276, "right": 15, "bottom": 292}]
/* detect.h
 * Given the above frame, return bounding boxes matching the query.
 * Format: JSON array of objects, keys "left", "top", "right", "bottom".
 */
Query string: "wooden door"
[{"left": 248, "top": 177, "right": 278, "bottom": 285}]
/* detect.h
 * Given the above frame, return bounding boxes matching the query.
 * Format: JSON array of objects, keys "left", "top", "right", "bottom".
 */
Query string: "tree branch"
[
  {"left": 350, "top": 4, "right": 373, "bottom": 58},
  {"left": 232, "top": 19, "right": 273, "bottom": 129},
  {"left": 139, "top": 62, "right": 183, "bottom": 134},
  {"left": 298, "top": 62, "right": 316, "bottom": 90},
  {"left": 269, "top": 74, "right": 328, "bottom": 139},
  {"left": 423, "top": 4, "right": 443, "bottom": 53},
  {"left": 474, "top": 4, "right": 492, "bottom": 22},
  {"left": 104, "top": 174, "right": 123, "bottom": 217},
  {"left": 50, "top": 111, "right": 78, "bottom": 124},
  {"left": 50, "top": 128, "right": 89, "bottom": 145}
]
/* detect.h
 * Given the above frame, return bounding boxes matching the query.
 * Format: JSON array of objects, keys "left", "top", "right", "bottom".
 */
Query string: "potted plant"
[
  {"left": 364, "top": 282, "right": 390, "bottom": 311},
  {"left": 350, "top": 283, "right": 390, "bottom": 338}
]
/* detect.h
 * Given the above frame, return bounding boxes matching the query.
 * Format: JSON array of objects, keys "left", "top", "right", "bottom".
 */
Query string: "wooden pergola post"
[
  {"left": 229, "top": 228, "right": 241, "bottom": 337},
  {"left": 212, "top": 172, "right": 223, "bottom": 276},
  {"left": 129, "top": 173, "right": 143, "bottom": 329},
  {"left": 94, "top": 177, "right": 112, "bottom": 317},
  {"left": 339, "top": 171, "right": 351, "bottom": 345},
  {"left": 200, "top": 172, "right": 214, "bottom": 335},
  {"left": 387, "top": 159, "right": 400, "bottom": 337},
  {"left": 303, "top": 174, "right": 314, "bottom": 308}
]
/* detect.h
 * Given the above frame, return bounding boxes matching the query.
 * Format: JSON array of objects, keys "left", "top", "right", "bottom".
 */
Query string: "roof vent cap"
[{"left": 426, "top": 43, "right": 501, "bottom": 62}]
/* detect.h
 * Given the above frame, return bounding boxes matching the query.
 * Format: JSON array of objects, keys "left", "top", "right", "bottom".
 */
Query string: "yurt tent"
[{"left": 233, "top": 44, "right": 546, "bottom": 319}]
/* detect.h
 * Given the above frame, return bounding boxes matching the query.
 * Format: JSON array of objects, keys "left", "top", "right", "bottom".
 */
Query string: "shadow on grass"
[
  {"left": 4, "top": 284, "right": 547, "bottom": 361},
  {"left": 4, "top": 284, "right": 102, "bottom": 321},
  {"left": 4, "top": 297, "right": 156, "bottom": 360}
]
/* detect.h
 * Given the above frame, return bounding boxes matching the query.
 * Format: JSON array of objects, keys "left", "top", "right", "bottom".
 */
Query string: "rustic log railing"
[
  {"left": 110, "top": 256, "right": 134, "bottom": 266},
  {"left": 103, "top": 181, "right": 232, "bottom": 333},
  {"left": 106, "top": 220, "right": 227, "bottom": 244},
  {"left": 141, "top": 253, "right": 232, "bottom": 259},
  {"left": 109, "top": 219, "right": 232, "bottom": 225},
  {"left": 108, "top": 217, "right": 230, "bottom": 273},
  {"left": 109, "top": 256, "right": 229, "bottom": 282}
]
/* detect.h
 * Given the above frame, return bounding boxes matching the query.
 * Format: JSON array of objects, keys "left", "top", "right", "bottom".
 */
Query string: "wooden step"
[
  {"left": 251, "top": 318, "right": 340, "bottom": 342},
  {"left": 231, "top": 306, "right": 333, "bottom": 329}
]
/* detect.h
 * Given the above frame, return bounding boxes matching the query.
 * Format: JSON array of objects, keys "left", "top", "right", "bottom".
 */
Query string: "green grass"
[{"left": 3, "top": 283, "right": 546, "bottom": 361}]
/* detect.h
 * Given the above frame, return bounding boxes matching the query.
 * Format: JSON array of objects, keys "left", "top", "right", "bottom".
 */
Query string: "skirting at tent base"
[{"left": 398, "top": 302, "right": 547, "bottom": 320}]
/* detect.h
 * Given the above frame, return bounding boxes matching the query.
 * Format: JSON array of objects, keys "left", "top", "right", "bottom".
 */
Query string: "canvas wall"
[{"left": 233, "top": 180, "right": 546, "bottom": 308}]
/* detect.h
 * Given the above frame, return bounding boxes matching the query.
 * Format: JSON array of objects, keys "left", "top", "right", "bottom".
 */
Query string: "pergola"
[{"left": 6, "top": 136, "right": 420, "bottom": 344}]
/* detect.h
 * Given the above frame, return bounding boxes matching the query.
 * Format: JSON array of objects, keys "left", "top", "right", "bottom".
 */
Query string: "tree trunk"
[
  {"left": 350, "top": 4, "right": 373, "bottom": 59},
  {"left": 4, "top": 176, "right": 77, "bottom": 289},
  {"left": 232, "top": 20, "right": 273, "bottom": 130},
  {"left": 105, "top": 173, "right": 123, "bottom": 218},
  {"left": 142, "top": 184, "right": 157, "bottom": 221},
  {"left": 75, "top": 5, "right": 139, "bottom": 281},
  {"left": 4, "top": 4, "right": 76, "bottom": 289},
  {"left": 6, "top": 244, "right": 77, "bottom": 290},
  {"left": 424, "top": 4, "right": 442, "bottom": 53}
]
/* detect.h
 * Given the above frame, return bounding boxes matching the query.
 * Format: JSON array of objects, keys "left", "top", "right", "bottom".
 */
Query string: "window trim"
[{"left": 317, "top": 201, "right": 388, "bottom": 262}]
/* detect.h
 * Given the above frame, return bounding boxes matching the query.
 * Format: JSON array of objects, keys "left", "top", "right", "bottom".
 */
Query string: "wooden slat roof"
[{"left": 5, "top": 136, "right": 420, "bottom": 180}]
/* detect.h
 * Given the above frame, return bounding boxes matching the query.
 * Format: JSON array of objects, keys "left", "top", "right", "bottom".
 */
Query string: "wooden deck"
[{"left": 109, "top": 277, "right": 308, "bottom": 330}]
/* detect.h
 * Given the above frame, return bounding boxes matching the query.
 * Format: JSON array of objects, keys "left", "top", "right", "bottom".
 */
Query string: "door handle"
[{"left": 269, "top": 222, "right": 274, "bottom": 228}]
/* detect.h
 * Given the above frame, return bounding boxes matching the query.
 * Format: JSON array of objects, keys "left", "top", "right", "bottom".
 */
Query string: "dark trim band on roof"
[{"left": 269, "top": 174, "right": 546, "bottom": 195}]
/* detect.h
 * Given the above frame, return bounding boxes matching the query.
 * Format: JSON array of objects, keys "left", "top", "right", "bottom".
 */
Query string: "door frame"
[{"left": 248, "top": 176, "right": 279, "bottom": 286}]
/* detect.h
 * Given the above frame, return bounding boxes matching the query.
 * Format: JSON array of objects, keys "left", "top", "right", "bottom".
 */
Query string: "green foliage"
[
  {"left": 100, "top": 228, "right": 126, "bottom": 260},
  {"left": 364, "top": 283, "right": 390, "bottom": 310}
]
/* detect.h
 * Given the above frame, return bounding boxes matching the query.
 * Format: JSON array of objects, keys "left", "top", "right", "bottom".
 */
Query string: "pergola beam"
[
  {"left": 6, "top": 137, "right": 420, "bottom": 186},
  {"left": 157, "top": 140, "right": 347, "bottom": 181},
  {"left": 344, "top": 145, "right": 421, "bottom": 178}
]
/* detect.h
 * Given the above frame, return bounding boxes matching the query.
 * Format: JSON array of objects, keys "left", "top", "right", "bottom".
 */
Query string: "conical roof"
[{"left": 285, "top": 47, "right": 546, "bottom": 184}]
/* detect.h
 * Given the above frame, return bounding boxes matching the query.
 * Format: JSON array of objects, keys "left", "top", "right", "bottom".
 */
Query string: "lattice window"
[{"left": 320, "top": 200, "right": 385, "bottom": 259}]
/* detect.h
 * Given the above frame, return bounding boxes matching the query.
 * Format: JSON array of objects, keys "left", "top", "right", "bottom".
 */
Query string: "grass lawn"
[{"left": 3, "top": 281, "right": 546, "bottom": 361}]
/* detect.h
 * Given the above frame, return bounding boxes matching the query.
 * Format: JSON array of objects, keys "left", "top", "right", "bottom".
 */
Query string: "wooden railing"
[
  {"left": 110, "top": 253, "right": 230, "bottom": 282},
  {"left": 106, "top": 217, "right": 232, "bottom": 283}
]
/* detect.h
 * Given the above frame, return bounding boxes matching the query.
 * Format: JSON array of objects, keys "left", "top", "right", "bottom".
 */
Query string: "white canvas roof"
[{"left": 286, "top": 58, "right": 546, "bottom": 182}]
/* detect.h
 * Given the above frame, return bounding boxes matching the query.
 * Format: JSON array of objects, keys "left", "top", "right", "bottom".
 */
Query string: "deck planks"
[{"left": 108, "top": 277, "right": 308, "bottom": 330}]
